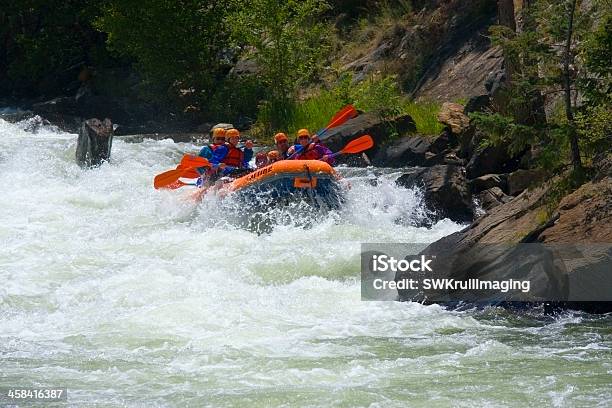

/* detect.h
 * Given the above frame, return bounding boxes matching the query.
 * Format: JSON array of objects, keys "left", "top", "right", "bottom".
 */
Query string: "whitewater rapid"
[{"left": 0, "top": 116, "right": 610, "bottom": 407}]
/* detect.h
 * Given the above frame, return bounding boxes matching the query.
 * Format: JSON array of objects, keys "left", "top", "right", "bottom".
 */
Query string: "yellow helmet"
[{"left": 297, "top": 128, "right": 310, "bottom": 138}]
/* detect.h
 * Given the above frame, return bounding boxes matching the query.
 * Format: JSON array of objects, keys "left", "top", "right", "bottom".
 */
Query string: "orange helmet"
[
  {"left": 212, "top": 128, "right": 226, "bottom": 138},
  {"left": 274, "top": 132, "right": 288, "bottom": 143},
  {"left": 297, "top": 128, "right": 310, "bottom": 138},
  {"left": 226, "top": 128, "right": 240, "bottom": 138}
]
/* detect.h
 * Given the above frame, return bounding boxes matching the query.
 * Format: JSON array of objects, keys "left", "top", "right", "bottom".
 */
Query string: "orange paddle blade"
[
  {"left": 340, "top": 135, "right": 374, "bottom": 154},
  {"left": 154, "top": 168, "right": 186, "bottom": 189},
  {"left": 180, "top": 154, "right": 210, "bottom": 168},
  {"left": 325, "top": 105, "right": 357, "bottom": 131},
  {"left": 328, "top": 105, "right": 356, "bottom": 125},
  {"left": 180, "top": 168, "right": 201, "bottom": 178}
]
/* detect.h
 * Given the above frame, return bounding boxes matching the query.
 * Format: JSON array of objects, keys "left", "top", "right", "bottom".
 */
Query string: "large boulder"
[
  {"left": 396, "top": 165, "right": 473, "bottom": 223},
  {"left": 466, "top": 143, "right": 523, "bottom": 179},
  {"left": 469, "top": 173, "right": 508, "bottom": 194},
  {"left": 437, "top": 102, "right": 470, "bottom": 134},
  {"left": 507, "top": 168, "right": 546, "bottom": 195},
  {"left": 321, "top": 112, "right": 416, "bottom": 165},
  {"left": 477, "top": 186, "right": 512, "bottom": 212},
  {"left": 396, "top": 173, "right": 612, "bottom": 313},
  {"left": 371, "top": 136, "right": 430, "bottom": 167}
]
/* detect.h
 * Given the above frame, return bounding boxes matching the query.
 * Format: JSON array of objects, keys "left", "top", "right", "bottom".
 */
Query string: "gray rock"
[
  {"left": 478, "top": 187, "right": 512, "bottom": 211},
  {"left": 372, "top": 136, "right": 431, "bottom": 167},
  {"left": 469, "top": 173, "right": 508, "bottom": 194},
  {"left": 507, "top": 169, "right": 545, "bottom": 195},
  {"left": 396, "top": 165, "right": 473, "bottom": 223},
  {"left": 322, "top": 112, "right": 416, "bottom": 166}
]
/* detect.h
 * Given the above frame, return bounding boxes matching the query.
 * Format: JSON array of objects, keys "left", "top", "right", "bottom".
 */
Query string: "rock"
[
  {"left": 322, "top": 112, "right": 416, "bottom": 165},
  {"left": 212, "top": 123, "right": 234, "bottom": 130},
  {"left": 437, "top": 102, "right": 470, "bottom": 134},
  {"left": 396, "top": 165, "right": 473, "bottom": 223},
  {"left": 538, "top": 178, "right": 612, "bottom": 243},
  {"left": 428, "top": 129, "right": 458, "bottom": 154},
  {"left": 464, "top": 94, "right": 491, "bottom": 114},
  {"left": 477, "top": 187, "right": 512, "bottom": 211},
  {"left": 395, "top": 174, "right": 612, "bottom": 313},
  {"left": 469, "top": 173, "right": 508, "bottom": 194},
  {"left": 507, "top": 169, "right": 545, "bottom": 195},
  {"left": 76, "top": 118, "right": 114, "bottom": 167},
  {"left": 371, "top": 136, "right": 431, "bottom": 167},
  {"left": 466, "top": 144, "right": 523, "bottom": 179}
]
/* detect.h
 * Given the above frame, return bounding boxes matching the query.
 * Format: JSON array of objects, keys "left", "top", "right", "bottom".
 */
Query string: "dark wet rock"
[
  {"left": 76, "top": 118, "right": 114, "bottom": 167},
  {"left": 477, "top": 186, "right": 512, "bottom": 211},
  {"left": 428, "top": 129, "right": 458, "bottom": 154},
  {"left": 464, "top": 94, "right": 491, "bottom": 114},
  {"left": 371, "top": 136, "right": 430, "bottom": 167},
  {"left": 469, "top": 173, "right": 508, "bottom": 194},
  {"left": 507, "top": 169, "right": 546, "bottom": 196},
  {"left": 396, "top": 165, "right": 473, "bottom": 223},
  {"left": 466, "top": 143, "right": 524, "bottom": 179},
  {"left": 322, "top": 112, "right": 416, "bottom": 165}
]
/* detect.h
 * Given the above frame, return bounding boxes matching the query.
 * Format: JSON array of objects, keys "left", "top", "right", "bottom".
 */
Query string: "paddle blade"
[
  {"left": 180, "top": 168, "right": 201, "bottom": 178},
  {"left": 340, "top": 135, "right": 374, "bottom": 154},
  {"left": 326, "top": 105, "right": 357, "bottom": 130},
  {"left": 180, "top": 154, "right": 210, "bottom": 168},
  {"left": 154, "top": 168, "right": 185, "bottom": 189},
  {"left": 328, "top": 105, "right": 356, "bottom": 125}
]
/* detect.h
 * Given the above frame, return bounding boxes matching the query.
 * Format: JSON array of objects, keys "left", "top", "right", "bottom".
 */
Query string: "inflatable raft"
[{"left": 191, "top": 160, "right": 345, "bottom": 209}]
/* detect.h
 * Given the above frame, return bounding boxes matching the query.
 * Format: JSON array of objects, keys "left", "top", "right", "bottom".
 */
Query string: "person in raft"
[
  {"left": 287, "top": 128, "right": 335, "bottom": 165},
  {"left": 206, "top": 127, "right": 253, "bottom": 176},
  {"left": 273, "top": 132, "right": 291, "bottom": 159}
]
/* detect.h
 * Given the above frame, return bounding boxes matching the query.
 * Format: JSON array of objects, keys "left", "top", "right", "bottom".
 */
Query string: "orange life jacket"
[{"left": 223, "top": 143, "right": 244, "bottom": 167}]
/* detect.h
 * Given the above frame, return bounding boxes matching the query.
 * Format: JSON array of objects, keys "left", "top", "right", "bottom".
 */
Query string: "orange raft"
[{"left": 190, "top": 160, "right": 345, "bottom": 208}]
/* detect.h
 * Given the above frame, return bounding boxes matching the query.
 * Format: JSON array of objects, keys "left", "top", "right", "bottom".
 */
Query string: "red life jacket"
[
  {"left": 223, "top": 143, "right": 244, "bottom": 167},
  {"left": 296, "top": 143, "right": 320, "bottom": 160}
]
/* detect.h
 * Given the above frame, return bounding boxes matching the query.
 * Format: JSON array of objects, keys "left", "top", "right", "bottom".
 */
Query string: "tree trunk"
[
  {"left": 563, "top": 0, "right": 582, "bottom": 171},
  {"left": 497, "top": 0, "right": 516, "bottom": 32},
  {"left": 76, "top": 118, "right": 114, "bottom": 168}
]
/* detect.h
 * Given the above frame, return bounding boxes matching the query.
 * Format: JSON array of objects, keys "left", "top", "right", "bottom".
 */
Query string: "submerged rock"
[
  {"left": 76, "top": 118, "right": 114, "bottom": 168},
  {"left": 396, "top": 164, "right": 473, "bottom": 223}
]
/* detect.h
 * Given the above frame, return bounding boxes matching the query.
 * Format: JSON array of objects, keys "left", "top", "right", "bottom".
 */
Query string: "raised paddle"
[
  {"left": 329, "top": 135, "right": 374, "bottom": 158},
  {"left": 315, "top": 104, "right": 357, "bottom": 138}
]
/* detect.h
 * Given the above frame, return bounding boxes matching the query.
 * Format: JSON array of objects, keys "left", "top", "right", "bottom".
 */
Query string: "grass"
[{"left": 253, "top": 75, "right": 444, "bottom": 143}]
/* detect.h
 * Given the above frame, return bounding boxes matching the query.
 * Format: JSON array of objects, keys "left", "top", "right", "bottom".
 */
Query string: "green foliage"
[
  {"left": 95, "top": 0, "right": 233, "bottom": 106},
  {"left": 229, "top": 0, "right": 331, "bottom": 127},
  {"left": 474, "top": 0, "right": 610, "bottom": 173},
  {"left": 1, "top": 0, "right": 108, "bottom": 96},
  {"left": 254, "top": 73, "right": 443, "bottom": 140}
]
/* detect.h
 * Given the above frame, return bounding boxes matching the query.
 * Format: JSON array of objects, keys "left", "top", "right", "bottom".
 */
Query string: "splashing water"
[{"left": 0, "top": 116, "right": 610, "bottom": 407}]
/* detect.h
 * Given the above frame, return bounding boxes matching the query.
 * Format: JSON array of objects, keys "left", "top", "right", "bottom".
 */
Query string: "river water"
[{"left": 1, "top": 116, "right": 610, "bottom": 407}]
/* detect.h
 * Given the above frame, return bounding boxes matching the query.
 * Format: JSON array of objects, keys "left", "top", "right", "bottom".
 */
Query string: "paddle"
[
  {"left": 179, "top": 154, "right": 210, "bottom": 168},
  {"left": 330, "top": 135, "right": 374, "bottom": 158},
  {"left": 314, "top": 104, "right": 357, "bottom": 138},
  {"left": 153, "top": 157, "right": 211, "bottom": 189}
]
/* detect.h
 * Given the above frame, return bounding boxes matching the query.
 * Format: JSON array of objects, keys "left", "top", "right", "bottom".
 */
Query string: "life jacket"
[
  {"left": 210, "top": 143, "right": 224, "bottom": 151},
  {"left": 222, "top": 143, "right": 244, "bottom": 167},
  {"left": 296, "top": 143, "right": 320, "bottom": 160}
]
